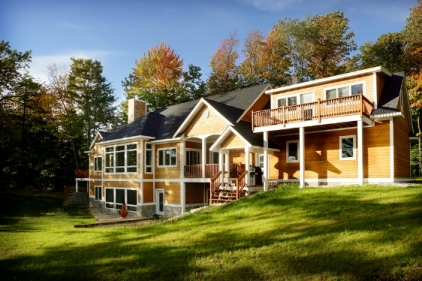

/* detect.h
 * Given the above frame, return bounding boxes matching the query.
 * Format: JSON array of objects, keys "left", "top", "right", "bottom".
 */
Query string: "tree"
[
  {"left": 123, "top": 42, "right": 184, "bottom": 110},
  {"left": 240, "top": 30, "right": 266, "bottom": 86},
  {"left": 67, "top": 58, "right": 117, "bottom": 156},
  {"left": 403, "top": 0, "right": 422, "bottom": 74},
  {"left": 273, "top": 12, "right": 356, "bottom": 83},
  {"left": 208, "top": 31, "right": 240, "bottom": 95},
  {"left": 350, "top": 32, "right": 406, "bottom": 73},
  {"left": 180, "top": 64, "right": 207, "bottom": 101}
]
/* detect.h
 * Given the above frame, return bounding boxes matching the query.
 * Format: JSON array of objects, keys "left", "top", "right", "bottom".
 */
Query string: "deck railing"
[
  {"left": 74, "top": 170, "right": 89, "bottom": 178},
  {"left": 184, "top": 164, "right": 219, "bottom": 178},
  {"left": 252, "top": 94, "right": 373, "bottom": 129}
]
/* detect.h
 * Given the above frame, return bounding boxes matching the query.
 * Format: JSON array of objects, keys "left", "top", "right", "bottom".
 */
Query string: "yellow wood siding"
[
  {"left": 143, "top": 182, "right": 153, "bottom": 203},
  {"left": 271, "top": 73, "right": 373, "bottom": 108},
  {"left": 394, "top": 117, "right": 410, "bottom": 178},
  {"left": 229, "top": 149, "right": 245, "bottom": 167},
  {"left": 155, "top": 182, "right": 180, "bottom": 204},
  {"left": 241, "top": 93, "right": 270, "bottom": 122},
  {"left": 155, "top": 143, "right": 180, "bottom": 179},
  {"left": 221, "top": 132, "right": 246, "bottom": 148},
  {"left": 185, "top": 105, "right": 228, "bottom": 137},
  {"left": 186, "top": 183, "right": 205, "bottom": 203},
  {"left": 103, "top": 181, "right": 140, "bottom": 188},
  {"left": 272, "top": 124, "right": 391, "bottom": 180}
]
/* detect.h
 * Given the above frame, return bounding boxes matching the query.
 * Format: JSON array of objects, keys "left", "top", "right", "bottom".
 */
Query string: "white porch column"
[
  {"left": 244, "top": 146, "right": 250, "bottom": 185},
  {"left": 358, "top": 120, "right": 364, "bottom": 185},
  {"left": 263, "top": 131, "right": 269, "bottom": 191},
  {"left": 299, "top": 127, "right": 305, "bottom": 188},
  {"left": 202, "top": 137, "right": 206, "bottom": 178},
  {"left": 219, "top": 150, "right": 224, "bottom": 183},
  {"left": 390, "top": 117, "right": 394, "bottom": 182},
  {"left": 180, "top": 136, "right": 186, "bottom": 214},
  {"left": 75, "top": 180, "right": 79, "bottom": 193}
]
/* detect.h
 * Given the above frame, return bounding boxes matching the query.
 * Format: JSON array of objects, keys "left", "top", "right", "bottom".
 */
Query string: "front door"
[{"left": 156, "top": 190, "right": 164, "bottom": 215}]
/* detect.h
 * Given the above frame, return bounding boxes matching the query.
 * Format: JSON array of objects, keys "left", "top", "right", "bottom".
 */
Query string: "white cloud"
[{"left": 29, "top": 50, "right": 113, "bottom": 83}]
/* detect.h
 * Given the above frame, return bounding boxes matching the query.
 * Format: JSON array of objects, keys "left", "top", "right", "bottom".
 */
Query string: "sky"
[{"left": 0, "top": 0, "right": 418, "bottom": 103}]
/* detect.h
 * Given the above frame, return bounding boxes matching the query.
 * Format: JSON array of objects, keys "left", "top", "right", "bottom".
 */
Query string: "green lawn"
[{"left": 1, "top": 184, "right": 422, "bottom": 280}]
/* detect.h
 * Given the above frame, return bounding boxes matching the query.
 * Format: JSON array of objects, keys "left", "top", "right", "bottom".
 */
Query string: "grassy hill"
[{"left": 1, "top": 184, "right": 422, "bottom": 280}]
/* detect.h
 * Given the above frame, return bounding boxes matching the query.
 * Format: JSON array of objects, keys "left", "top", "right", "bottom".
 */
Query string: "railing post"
[
  {"left": 283, "top": 105, "right": 286, "bottom": 127},
  {"left": 317, "top": 99, "right": 321, "bottom": 123},
  {"left": 360, "top": 93, "right": 363, "bottom": 118}
]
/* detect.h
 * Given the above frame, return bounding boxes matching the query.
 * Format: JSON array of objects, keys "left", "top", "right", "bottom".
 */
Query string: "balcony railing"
[
  {"left": 74, "top": 170, "right": 89, "bottom": 178},
  {"left": 252, "top": 94, "right": 373, "bottom": 129},
  {"left": 184, "top": 164, "right": 219, "bottom": 178}
]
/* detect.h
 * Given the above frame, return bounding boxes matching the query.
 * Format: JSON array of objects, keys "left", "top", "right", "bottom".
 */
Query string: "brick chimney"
[{"left": 128, "top": 97, "right": 147, "bottom": 123}]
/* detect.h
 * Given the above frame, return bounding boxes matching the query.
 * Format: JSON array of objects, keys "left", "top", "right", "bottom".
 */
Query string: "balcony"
[
  {"left": 184, "top": 164, "right": 219, "bottom": 178},
  {"left": 252, "top": 94, "right": 373, "bottom": 130},
  {"left": 74, "top": 170, "right": 89, "bottom": 178}
]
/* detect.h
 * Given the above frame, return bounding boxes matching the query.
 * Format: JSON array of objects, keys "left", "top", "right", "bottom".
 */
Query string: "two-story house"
[{"left": 85, "top": 66, "right": 413, "bottom": 217}]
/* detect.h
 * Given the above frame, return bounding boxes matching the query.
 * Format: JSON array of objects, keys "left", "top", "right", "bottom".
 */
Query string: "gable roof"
[{"left": 97, "top": 84, "right": 270, "bottom": 143}]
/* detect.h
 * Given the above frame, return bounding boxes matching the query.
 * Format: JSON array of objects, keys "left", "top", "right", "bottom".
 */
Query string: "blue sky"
[{"left": 1, "top": 0, "right": 418, "bottom": 102}]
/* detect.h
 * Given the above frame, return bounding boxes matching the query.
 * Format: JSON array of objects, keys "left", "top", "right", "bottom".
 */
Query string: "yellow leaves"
[{"left": 133, "top": 42, "right": 183, "bottom": 92}]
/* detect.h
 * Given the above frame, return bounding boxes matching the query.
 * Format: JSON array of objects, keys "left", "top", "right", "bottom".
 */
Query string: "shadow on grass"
[{"left": 1, "top": 186, "right": 422, "bottom": 280}]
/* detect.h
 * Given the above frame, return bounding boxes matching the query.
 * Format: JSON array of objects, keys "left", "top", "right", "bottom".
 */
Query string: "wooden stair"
[{"left": 210, "top": 189, "right": 239, "bottom": 204}]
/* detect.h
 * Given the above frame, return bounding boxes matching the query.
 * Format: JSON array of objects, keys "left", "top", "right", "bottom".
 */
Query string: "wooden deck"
[{"left": 252, "top": 94, "right": 373, "bottom": 129}]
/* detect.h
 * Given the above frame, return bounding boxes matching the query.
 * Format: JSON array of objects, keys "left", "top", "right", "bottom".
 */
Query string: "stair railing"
[
  {"left": 236, "top": 170, "right": 248, "bottom": 199},
  {"left": 210, "top": 171, "right": 222, "bottom": 203}
]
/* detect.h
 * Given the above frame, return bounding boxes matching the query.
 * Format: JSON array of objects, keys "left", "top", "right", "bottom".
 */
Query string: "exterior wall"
[
  {"left": 221, "top": 132, "right": 245, "bottom": 148},
  {"left": 185, "top": 183, "right": 206, "bottom": 204},
  {"left": 229, "top": 149, "right": 245, "bottom": 167},
  {"left": 155, "top": 182, "right": 180, "bottom": 205},
  {"left": 143, "top": 181, "right": 154, "bottom": 203},
  {"left": 185, "top": 105, "right": 228, "bottom": 137},
  {"left": 154, "top": 142, "right": 181, "bottom": 179},
  {"left": 241, "top": 93, "right": 270, "bottom": 123},
  {"left": 394, "top": 117, "right": 411, "bottom": 178},
  {"left": 270, "top": 123, "right": 391, "bottom": 180},
  {"left": 271, "top": 73, "right": 373, "bottom": 108}
]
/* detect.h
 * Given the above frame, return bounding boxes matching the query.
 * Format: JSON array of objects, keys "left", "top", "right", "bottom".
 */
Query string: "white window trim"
[
  {"left": 145, "top": 142, "right": 153, "bottom": 174},
  {"left": 105, "top": 143, "right": 138, "bottom": 174},
  {"left": 258, "top": 154, "right": 264, "bottom": 169},
  {"left": 276, "top": 92, "right": 315, "bottom": 108},
  {"left": 157, "top": 147, "right": 178, "bottom": 167},
  {"left": 94, "top": 186, "right": 102, "bottom": 201},
  {"left": 105, "top": 188, "right": 138, "bottom": 212},
  {"left": 94, "top": 156, "right": 102, "bottom": 172},
  {"left": 286, "top": 140, "right": 299, "bottom": 163},
  {"left": 324, "top": 81, "right": 366, "bottom": 100},
  {"left": 339, "top": 135, "right": 356, "bottom": 160}
]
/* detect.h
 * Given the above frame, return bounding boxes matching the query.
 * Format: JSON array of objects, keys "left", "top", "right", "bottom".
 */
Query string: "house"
[{"left": 84, "top": 66, "right": 413, "bottom": 217}]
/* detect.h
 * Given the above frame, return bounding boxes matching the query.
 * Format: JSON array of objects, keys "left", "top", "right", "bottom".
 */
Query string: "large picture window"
[
  {"left": 340, "top": 135, "right": 356, "bottom": 160},
  {"left": 105, "top": 143, "right": 137, "bottom": 173},
  {"left": 158, "top": 148, "right": 177, "bottom": 167},
  {"left": 105, "top": 188, "right": 137, "bottom": 212},
  {"left": 286, "top": 141, "right": 299, "bottom": 163},
  {"left": 94, "top": 157, "right": 102, "bottom": 172}
]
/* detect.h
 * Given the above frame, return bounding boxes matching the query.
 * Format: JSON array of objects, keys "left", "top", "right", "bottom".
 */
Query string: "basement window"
[
  {"left": 340, "top": 135, "right": 356, "bottom": 160},
  {"left": 286, "top": 141, "right": 299, "bottom": 163}
]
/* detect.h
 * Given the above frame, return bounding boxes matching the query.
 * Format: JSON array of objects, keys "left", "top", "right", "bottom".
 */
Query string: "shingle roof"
[
  {"left": 371, "top": 74, "right": 403, "bottom": 116},
  {"left": 98, "top": 84, "right": 270, "bottom": 143}
]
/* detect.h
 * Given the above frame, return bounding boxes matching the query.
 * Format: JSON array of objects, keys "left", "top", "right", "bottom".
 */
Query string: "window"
[
  {"left": 210, "top": 152, "right": 219, "bottom": 164},
  {"left": 286, "top": 141, "right": 299, "bottom": 162},
  {"left": 158, "top": 148, "right": 177, "bottom": 167},
  {"left": 340, "top": 135, "right": 356, "bottom": 160},
  {"left": 105, "top": 143, "right": 137, "bottom": 173},
  {"left": 105, "top": 188, "right": 138, "bottom": 212},
  {"left": 94, "top": 157, "right": 102, "bottom": 171},
  {"left": 94, "top": 186, "right": 102, "bottom": 200},
  {"left": 277, "top": 96, "right": 297, "bottom": 107},
  {"left": 258, "top": 154, "right": 264, "bottom": 168},
  {"left": 186, "top": 150, "right": 201, "bottom": 165},
  {"left": 145, "top": 143, "right": 152, "bottom": 173},
  {"left": 325, "top": 83, "right": 364, "bottom": 100}
]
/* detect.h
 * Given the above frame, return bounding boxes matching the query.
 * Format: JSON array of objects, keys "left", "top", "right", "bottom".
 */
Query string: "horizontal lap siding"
[
  {"left": 185, "top": 183, "right": 205, "bottom": 204},
  {"left": 155, "top": 182, "right": 180, "bottom": 204},
  {"left": 230, "top": 150, "right": 245, "bottom": 167},
  {"left": 273, "top": 124, "right": 390, "bottom": 180},
  {"left": 221, "top": 132, "right": 245, "bottom": 148},
  {"left": 143, "top": 182, "right": 153, "bottom": 203},
  {"left": 185, "top": 105, "right": 228, "bottom": 137},
  {"left": 271, "top": 74, "right": 373, "bottom": 106},
  {"left": 395, "top": 117, "right": 410, "bottom": 178},
  {"left": 364, "top": 122, "right": 390, "bottom": 178},
  {"left": 155, "top": 143, "right": 180, "bottom": 179},
  {"left": 103, "top": 181, "right": 140, "bottom": 188}
]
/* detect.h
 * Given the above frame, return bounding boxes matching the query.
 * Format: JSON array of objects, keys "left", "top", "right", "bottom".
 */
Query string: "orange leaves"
[{"left": 133, "top": 42, "right": 183, "bottom": 92}]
